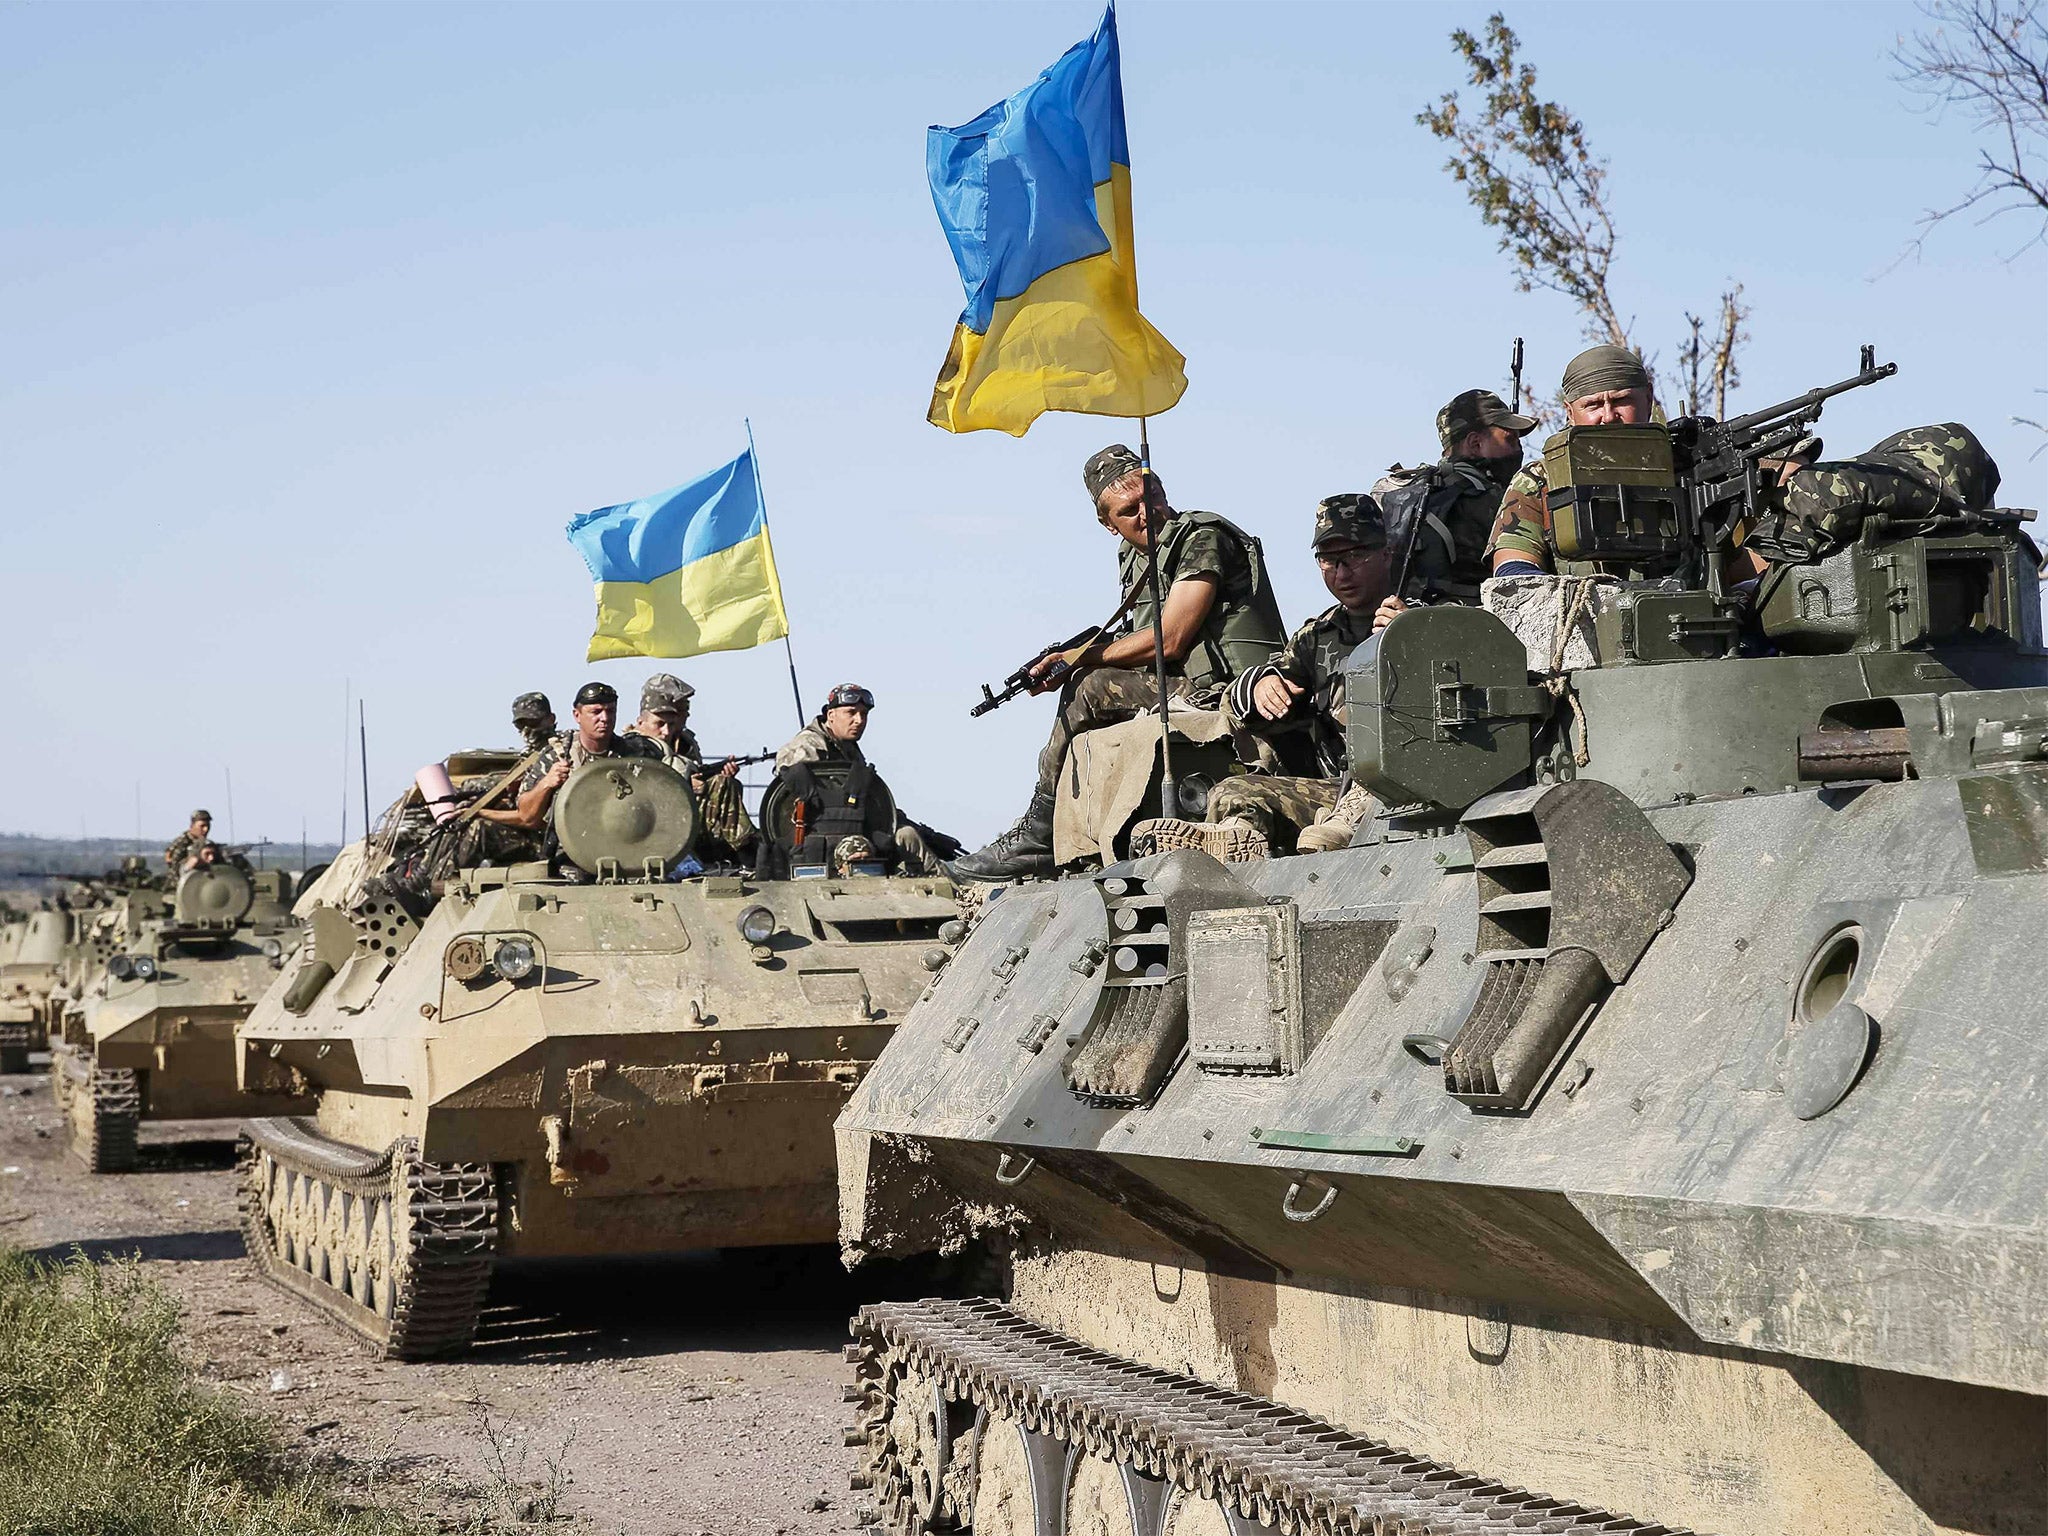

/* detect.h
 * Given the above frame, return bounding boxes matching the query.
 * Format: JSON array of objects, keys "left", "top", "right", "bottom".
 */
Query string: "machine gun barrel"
[{"left": 1717, "top": 360, "right": 1897, "bottom": 442}]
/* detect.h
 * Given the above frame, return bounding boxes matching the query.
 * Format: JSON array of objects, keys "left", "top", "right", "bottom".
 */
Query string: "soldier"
[
  {"left": 629, "top": 673, "right": 757, "bottom": 865},
  {"left": 1485, "top": 346, "right": 1659, "bottom": 575},
  {"left": 163, "top": 810, "right": 212, "bottom": 875},
  {"left": 951, "top": 445, "right": 1287, "bottom": 881},
  {"left": 775, "top": 683, "right": 940, "bottom": 874},
  {"left": 1203, "top": 496, "right": 1396, "bottom": 853},
  {"left": 510, "top": 681, "right": 664, "bottom": 829},
  {"left": 510, "top": 692, "right": 561, "bottom": 756},
  {"left": 1375, "top": 388, "right": 1541, "bottom": 604}
]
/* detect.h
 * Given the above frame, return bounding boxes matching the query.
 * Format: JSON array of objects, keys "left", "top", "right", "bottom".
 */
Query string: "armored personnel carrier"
[
  {"left": 51, "top": 862, "right": 307, "bottom": 1172},
  {"left": 236, "top": 750, "right": 958, "bottom": 1359},
  {"left": 0, "top": 910, "right": 56, "bottom": 1072},
  {"left": 839, "top": 392, "right": 2048, "bottom": 1535}
]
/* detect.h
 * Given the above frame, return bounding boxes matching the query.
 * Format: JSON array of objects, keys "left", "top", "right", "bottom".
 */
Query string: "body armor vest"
[{"left": 1125, "top": 510, "right": 1287, "bottom": 697}]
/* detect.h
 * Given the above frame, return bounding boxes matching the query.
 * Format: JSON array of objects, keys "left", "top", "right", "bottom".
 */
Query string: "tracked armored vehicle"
[
  {"left": 839, "top": 400, "right": 2048, "bottom": 1535},
  {"left": 235, "top": 750, "right": 958, "bottom": 1359},
  {"left": 52, "top": 863, "right": 307, "bottom": 1172},
  {"left": 0, "top": 908, "right": 65, "bottom": 1072}
]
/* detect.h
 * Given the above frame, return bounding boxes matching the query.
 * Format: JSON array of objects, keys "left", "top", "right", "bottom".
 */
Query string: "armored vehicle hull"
[
  {"left": 0, "top": 908, "right": 69, "bottom": 1072},
  {"left": 54, "top": 869, "right": 308, "bottom": 1171},
  {"left": 237, "top": 774, "right": 959, "bottom": 1357},
  {"left": 841, "top": 563, "right": 2048, "bottom": 1530}
]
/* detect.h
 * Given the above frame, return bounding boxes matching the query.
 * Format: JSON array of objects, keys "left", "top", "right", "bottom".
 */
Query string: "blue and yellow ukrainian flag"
[
  {"left": 565, "top": 450, "right": 790, "bottom": 662},
  {"left": 927, "top": 3, "right": 1186, "bottom": 437}
]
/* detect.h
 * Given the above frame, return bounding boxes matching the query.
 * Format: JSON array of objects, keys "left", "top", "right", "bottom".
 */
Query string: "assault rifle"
[
  {"left": 1669, "top": 345, "right": 1896, "bottom": 565},
  {"left": 701, "top": 748, "right": 776, "bottom": 767},
  {"left": 970, "top": 626, "right": 1105, "bottom": 717}
]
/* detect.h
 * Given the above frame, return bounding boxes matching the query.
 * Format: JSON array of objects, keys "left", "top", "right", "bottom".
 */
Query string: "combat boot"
[{"left": 947, "top": 791, "right": 1056, "bottom": 882}]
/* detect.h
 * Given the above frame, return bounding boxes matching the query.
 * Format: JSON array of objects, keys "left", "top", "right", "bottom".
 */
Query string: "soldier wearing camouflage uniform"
[
  {"left": 951, "top": 444, "right": 1287, "bottom": 881},
  {"left": 512, "top": 681, "right": 665, "bottom": 830},
  {"left": 1374, "top": 389, "right": 1540, "bottom": 603},
  {"left": 1204, "top": 496, "right": 1397, "bottom": 853},
  {"left": 163, "top": 809, "right": 212, "bottom": 875},
  {"left": 1486, "top": 346, "right": 1663, "bottom": 576},
  {"left": 626, "top": 673, "right": 757, "bottom": 865},
  {"left": 774, "top": 683, "right": 939, "bottom": 875},
  {"left": 510, "top": 692, "right": 563, "bottom": 756}
]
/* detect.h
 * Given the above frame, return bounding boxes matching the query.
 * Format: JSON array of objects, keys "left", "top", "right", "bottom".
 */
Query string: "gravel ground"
[{"left": 0, "top": 1059, "right": 872, "bottom": 1535}]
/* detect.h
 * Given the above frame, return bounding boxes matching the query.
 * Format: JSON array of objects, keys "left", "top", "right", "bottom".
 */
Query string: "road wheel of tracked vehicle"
[
  {"left": 239, "top": 1120, "right": 497, "bottom": 1360},
  {"left": 857, "top": 1353, "right": 975, "bottom": 1535},
  {"left": 961, "top": 1413, "right": 1035, "bottom": 1536},
  {"left": 1158, "top": 1491, "right": 1233, "bottom": 1536}
]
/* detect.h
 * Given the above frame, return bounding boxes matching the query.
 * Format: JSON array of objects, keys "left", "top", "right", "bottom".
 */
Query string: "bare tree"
[
  {"left": 1895, "top": 0, "right": 2048, "bottom": 255},
  {"left": 1419, "top": 14, "right": 1751, "bottom": 418}
]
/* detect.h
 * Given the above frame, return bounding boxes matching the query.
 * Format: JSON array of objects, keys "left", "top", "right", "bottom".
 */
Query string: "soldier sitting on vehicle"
[
  {"left": 950, "top": 445, "right": 1287, "bottom": 881},
  {"left": 1374, "top": 388, "right": 1540, "bottom": 604},
  {"left": 510, "top": 691, "right": 562, "bottom": 756},
  {"left": 1198, "top": 495, "right": 1399, "bottom": 855},
  {"left": 511, "top": 681, "right": 664, "bottom": 830},
  {"left": 768, "top": 683, "right": 949, "bottom": 877},
  {"left": 626, "top": 673, "right": 757, "bottom": 866},
  {"left": 163, "top": 809, "right": 213, "bottom": 875}
]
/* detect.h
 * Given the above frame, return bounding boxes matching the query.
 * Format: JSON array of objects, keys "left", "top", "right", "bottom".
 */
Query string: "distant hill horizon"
[{"left": 0, "top": 831, "right": 346, "bottom": 884}]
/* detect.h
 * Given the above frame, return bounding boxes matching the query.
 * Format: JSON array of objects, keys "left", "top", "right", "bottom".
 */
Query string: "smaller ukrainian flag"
[{"left": 565, "top": 450, "right": 790, "bottom": 663}]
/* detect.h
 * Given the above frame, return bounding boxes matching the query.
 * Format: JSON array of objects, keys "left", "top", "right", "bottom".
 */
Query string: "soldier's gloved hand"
[
  {"left": 1373, "top": 595, "right": 1409, "bottom": 634},
  {"left": 1252, "top": 674, "right": 1304, "bottom": 721}
]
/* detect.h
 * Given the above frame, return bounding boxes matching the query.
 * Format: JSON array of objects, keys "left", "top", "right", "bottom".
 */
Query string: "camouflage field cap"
[
  {"left": 1437, "top": 388, "right": 1540, "bottom": 453},
  {"left": 190, "top": 808, "right": 212, "bottom": 823},
  {"left": 1312, "top": 494, "right": 1387, "bottom": 552},
  {"left": 640, "top": 673, "right": 695, "bottom": 714},
  {"left": 1560, "top": 344, "right": 1651, "bottom": 403},
  {"left": 1083, "top": 443, "right": 1145, "bottom": 504},
  {"left": 572, "top": 681, "right": 618, "bottom": 708},
  {"left": 510, "top": 691, "right": 552, "bottom": 724}
]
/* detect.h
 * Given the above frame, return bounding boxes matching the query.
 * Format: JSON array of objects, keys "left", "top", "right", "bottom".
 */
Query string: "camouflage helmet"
[
  {"left": 1311, "top": 494, "right": 1387, "bottom": 552},
  {"left": 640, "top": 673, "right": 695, "bottom": 715},
  {"left": 832, "top": 835, "right": 877, "bottom": 873},
  {"left": 510, "top": 691, "right": 553, "bottom": 725},
  {"left": 1083, "top": 444, "right": 1145, "bottom": 504},
  {"left": 1437, "top": 389, "right": 1539, "bottom": 454}
]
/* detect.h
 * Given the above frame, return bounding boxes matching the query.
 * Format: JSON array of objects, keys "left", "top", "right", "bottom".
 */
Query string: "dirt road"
[{"left": 0, "top": 1061, "right": 870, "bottom": 1535}]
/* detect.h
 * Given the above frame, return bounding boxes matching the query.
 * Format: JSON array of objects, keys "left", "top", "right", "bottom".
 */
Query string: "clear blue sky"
[{"left": 3, "top": 0, "right": 2043, "bottom": 848}]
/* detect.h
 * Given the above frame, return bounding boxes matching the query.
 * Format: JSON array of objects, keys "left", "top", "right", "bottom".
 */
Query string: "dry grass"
[{"left": 0, "top": 1247, "right": 426, "bottom": 1536}]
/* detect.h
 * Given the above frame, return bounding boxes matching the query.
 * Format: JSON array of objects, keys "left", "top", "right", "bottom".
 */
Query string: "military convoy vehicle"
[
  {"left": 0, "top": 911, "right": 54, "bottom": 1072},
  {"left": 52, "top": 862, "right": 308, "bottom": 1172},
  {"left": 235, "top": 750, "right": 960, "bottom": 1359},
  {"left": 837, "top": 397, "right": 2048, "bottom": 1535}
]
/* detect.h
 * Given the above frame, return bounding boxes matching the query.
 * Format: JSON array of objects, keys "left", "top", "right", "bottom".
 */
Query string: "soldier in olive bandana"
[
  {"left": 950, "top": 445, "right": 1287, "bottom": 882},
  {"left": 1486, "top": 345, "right": 1659, "bottom": 575}
]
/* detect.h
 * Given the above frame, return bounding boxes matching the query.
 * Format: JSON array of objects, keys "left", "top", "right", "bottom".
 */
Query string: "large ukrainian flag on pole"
[
  {"left": 927, "top": 3, "right": 1186, "bottom": 436},
  {"left": 565, "top": 449, "right": 790, "bottom": 662}
]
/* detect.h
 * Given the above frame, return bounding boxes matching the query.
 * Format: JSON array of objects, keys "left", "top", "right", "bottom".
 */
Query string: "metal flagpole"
[
  {"left": 1136, "top": 419, "right": 1177, "bottom": 820},
  {"left": 744, "top": 417, "right": 807, "bottom": 728}
]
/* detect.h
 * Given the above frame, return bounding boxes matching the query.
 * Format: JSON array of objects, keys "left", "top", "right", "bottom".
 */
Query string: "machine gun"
[
  {"left": 1547, "top": 347, "right": 1898, "bottom": 591},
  {"left": 700, "top": 748, "right": 776, "bottom": 768},
  {"left": 1669, "top": 346, "right": 1897, "bottom": 572}
]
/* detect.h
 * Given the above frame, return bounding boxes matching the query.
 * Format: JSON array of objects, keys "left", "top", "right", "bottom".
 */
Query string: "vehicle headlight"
[
  {"left": 133, "top": 956, "right": 158, "bottom": 981},
  {"left": 736, "top": 905, "right": 777, "bottom": 946},
  {"left": 492, "top": 938, "right": 537, "bottom": 983},
  {"left": 262, "top": 938, "right": 284, "bottom": 960},
  {"left": 108, "top": 954, "right": 135, "bottom": 981}
]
